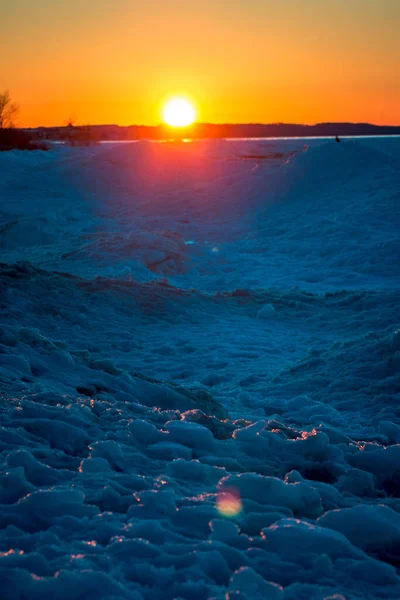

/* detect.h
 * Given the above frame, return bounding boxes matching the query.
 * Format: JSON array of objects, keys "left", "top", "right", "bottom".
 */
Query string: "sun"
[{"left": 162, "top": 97, "right": 196, "bottom": 127}]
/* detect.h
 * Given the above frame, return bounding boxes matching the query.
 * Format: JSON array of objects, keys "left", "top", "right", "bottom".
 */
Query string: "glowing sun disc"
[{"left": 163, "top": 98, "right": 196, "bottom": 127}]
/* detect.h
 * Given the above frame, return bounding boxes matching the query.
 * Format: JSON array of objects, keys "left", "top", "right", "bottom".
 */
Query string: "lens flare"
[{"left": 216, "top": 487, "right": 242, "bottom": 518}]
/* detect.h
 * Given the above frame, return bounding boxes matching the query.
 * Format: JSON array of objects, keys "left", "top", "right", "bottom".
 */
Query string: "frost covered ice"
[{"left": 0, "top": 137, "right": 399, "bottom": 599}]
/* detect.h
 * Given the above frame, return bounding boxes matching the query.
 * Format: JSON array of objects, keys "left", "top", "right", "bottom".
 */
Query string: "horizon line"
[{"left": 25, "top": 120, "right": 400, "bottom": 130}]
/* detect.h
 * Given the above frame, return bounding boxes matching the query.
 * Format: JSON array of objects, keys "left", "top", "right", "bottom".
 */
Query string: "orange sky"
[{"left": 1, "top": 0, "right": 399, "bottom": 127}]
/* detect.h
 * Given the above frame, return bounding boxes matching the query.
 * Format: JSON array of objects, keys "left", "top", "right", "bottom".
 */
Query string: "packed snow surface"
[{"left": 0, "top": 137, "right": 400, "bottom": 600}]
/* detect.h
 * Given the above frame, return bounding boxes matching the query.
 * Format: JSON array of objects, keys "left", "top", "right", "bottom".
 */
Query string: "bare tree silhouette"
[{"left": 0, "top": 90, "right": 20, "bottom": 129}]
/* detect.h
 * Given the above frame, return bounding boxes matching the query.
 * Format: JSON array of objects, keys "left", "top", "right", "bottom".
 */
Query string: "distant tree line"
[
  {"left": 0, "top": 91, "right": 99, "bottom": 150},
  {"left": 30, "top": 121, "right": 400, "bottom": 143},
  {"left": 62, "top": 119, "right": 100, "bottom": 146}
]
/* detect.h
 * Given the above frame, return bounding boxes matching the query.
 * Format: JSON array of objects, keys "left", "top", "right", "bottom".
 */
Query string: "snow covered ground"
[{"left": 0, "top": 137, "right": 399, "bottom": 599}]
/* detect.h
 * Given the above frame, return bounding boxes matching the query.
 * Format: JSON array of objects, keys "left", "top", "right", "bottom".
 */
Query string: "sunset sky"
[{"left": 2, "top": 0, "right": 399, "bottom": 127}]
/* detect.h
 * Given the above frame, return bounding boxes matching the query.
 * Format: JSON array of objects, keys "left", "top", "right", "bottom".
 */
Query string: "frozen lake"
[{"left": 0, "top": 137, "right": 399, "bottom": 599}]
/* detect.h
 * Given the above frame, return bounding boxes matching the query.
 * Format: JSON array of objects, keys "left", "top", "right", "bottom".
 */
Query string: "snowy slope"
[{"left": 0, "top": 138, "right": 400, "bottom": 600}]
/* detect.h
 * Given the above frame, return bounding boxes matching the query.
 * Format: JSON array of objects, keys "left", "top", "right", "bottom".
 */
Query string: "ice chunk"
[
  {"left": 318, "top": 504, "right": 400, "bottom": 559},
  {"left": 165, "top": 419, "right": 215, "bottom": 450},
  {"left": 219, "top": 473, "right": 322, "bottom": 518},
  {"left": 262, "top": 518, "right": 365, "bottom": 561},
  {"left": 229, "top": 567, "right": 284, "bottom": 599},
  {"left": 129, "top": 419, "right": 160, "bottom": 445}
]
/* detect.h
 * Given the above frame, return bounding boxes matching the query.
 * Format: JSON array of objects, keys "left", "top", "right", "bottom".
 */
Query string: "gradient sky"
[{"left": 1, "top": 0, "right": 399, "bottom": 127}]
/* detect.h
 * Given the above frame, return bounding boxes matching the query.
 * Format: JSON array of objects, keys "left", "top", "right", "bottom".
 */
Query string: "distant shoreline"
[
  {"left": 47, "top": 135, "right": 400, "bottom": 146},
  {"left": 25, "top": 122, "right": 400, "bottom": 142}
]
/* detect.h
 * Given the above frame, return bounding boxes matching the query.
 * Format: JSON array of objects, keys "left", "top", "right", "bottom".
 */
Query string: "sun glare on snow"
[{"left": 162, "top": 98, "right": 196, "bottom": 127}]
